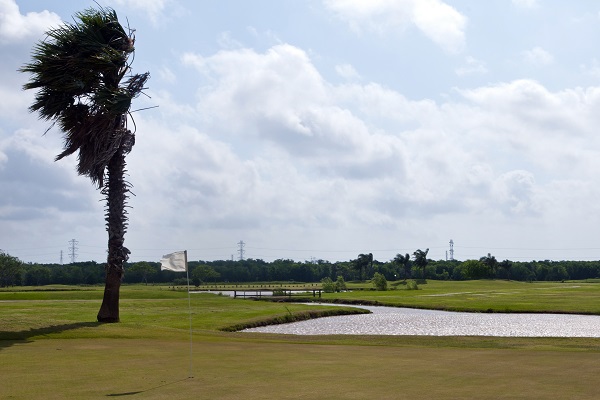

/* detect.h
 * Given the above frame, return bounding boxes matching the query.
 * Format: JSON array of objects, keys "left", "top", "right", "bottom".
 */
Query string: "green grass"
[
  {"left": 319, "top": 279, "right": 600, "bottom": 314},
  {"left": 198, "top": 279, "right": 600, "bottom": 313},
  {"left": 2, "top": 282, "right": 600, "bottom": 399}
]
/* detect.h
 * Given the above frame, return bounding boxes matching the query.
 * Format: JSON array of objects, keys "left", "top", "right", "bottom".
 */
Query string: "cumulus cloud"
[
  {"left": 178, "top": 44, "right": 600, "bottom": 231},
  {"left": 579, "top": 58, "right": 600, "bottom": 78},
  {"left": 512, "top": 0, "right": 539, "bottom": 9},
  {"left": 492, "top": 170, "right": 539, "bottom": 216},
  {"left": 0, "top": 0, "right": 61, "bottom": 44},
  {"left": 0, "top": 128, "right": 98, "bottom": 224},
  {"left": 522, "top": 46, "right": 554, "bottom": 66},
  {"left": 335, "top": 64, "right": 361, "bottom": 80},
  {"left": 183, "top": 45, "right": 406, "bottom": 183},
  {"left": 111, "top": 0, "right": 182, "bottom": 26},
  {"left": 157, "top": 66, "right": 177, "bottom": 83},
  {"left": 8, "top": 17, "right": 600, "bottom": 262},
  {"left": 455, "top": 56, "right": 488, "bottom": 76},
  {"left": 181, "top": 43, "right": 600, "bottom": 237},
  {"left": 323, "top": 0, "right": 467, "bottom": 53}
]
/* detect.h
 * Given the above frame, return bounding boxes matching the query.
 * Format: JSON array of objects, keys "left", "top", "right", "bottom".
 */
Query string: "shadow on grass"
[
  {"left": 106, "top": 377, "right": 192, "bottom": 397},
  {"left": 0, "top": 322, "right": 101, "bottom": 351}
]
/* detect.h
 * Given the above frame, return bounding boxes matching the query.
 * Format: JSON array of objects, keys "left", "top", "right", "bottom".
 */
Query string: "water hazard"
[{"left": 243, "top": 305, "right": 600, "bottom": 337}]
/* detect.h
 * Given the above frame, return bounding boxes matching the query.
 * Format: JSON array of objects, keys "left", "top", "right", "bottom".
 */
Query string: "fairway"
[
  {"left": 2, "top": 283, "right": 600, "bottom": 399},
  {"left": 3, "top": 336, "right": 600, "bottom": 399}
]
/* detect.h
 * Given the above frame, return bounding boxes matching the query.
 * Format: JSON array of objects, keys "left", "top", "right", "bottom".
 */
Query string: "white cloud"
[
  {"left": 8, "top": 2, "right": 600, "bottom": 263},
  {"left": 492, "top": 170, "right": 540, "bottom": 216},
  {"left": 182, "top": 45, "right": 600, "bottom": 225},
  {"left": 522, "top": 46, "right": 554, "bottom": 66},
  {"left": 323, "top": 0, "right": 467, "bottom": 53},
  {"left": 0, "top": 0, "right": 61, "bottom": 44},
  {"left": 157, "top": 66, "right": 176, "bottom": 83},
  {"left": 335, "top": 64, "right": 361, "bottom": 80},
  {"left": 456, "top": 80, "right": 600, "bottom": 174},
  {"left": 111, "top": 0, "right": 179, "bottom": 26},
  {"left": 580, "top": 58, "right": 600, "bottom": 78},
  {"left": 512, "top": 0, "right": 539, "bottom": 9},
  {"left": 182, "top": 45, "right": 583, "bottom": 231},
  {"left": 217, "top": 31, "right": 243, "bottom": 49},
  {"left": 411, "top": 0, "right": 467, "bottom": 54},
  {"left": 455, "top": 56, "right": 488, "bottom": 76}
]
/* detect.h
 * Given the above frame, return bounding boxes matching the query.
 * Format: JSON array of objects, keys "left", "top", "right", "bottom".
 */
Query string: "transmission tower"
[
  {"left": 449, "top": 239, "right": 454, "bottom": 261},
  {"left": 237, "top": 240, "right": 245, "bottom": 261},
  {"left": 68, "top": 239, "right": 78, "bottom": 264},
  {"left": 60, "top": 250, "right": 64, "bottom": 265}
]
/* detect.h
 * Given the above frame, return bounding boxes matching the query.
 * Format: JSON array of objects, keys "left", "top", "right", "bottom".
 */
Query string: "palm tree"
[
  {"left": 413, "top": 248, "right": 429, "bottom": 278},
  {"left": 21, "top": 7, "right": 149, "bottom": 322},
  {"left": 500, "top": 259, "right": 513, "bottom": 280},
  {"left": 353, "top": 253, "right": 373, "bottom": 281},
  {"left": 393, "top": 253, "right": 411, "bottom": 280},
  {"left": 480, "top": 253, "right": 498, "bottom": 278}
]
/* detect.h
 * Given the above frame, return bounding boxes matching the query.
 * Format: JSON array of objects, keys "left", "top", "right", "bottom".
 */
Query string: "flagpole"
[{"left": 184, "top": 250, "right": 193, "bottom": 378}]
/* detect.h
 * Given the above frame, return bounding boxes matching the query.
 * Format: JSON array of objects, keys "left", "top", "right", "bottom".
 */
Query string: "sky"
[{"left": 2, "top": 0, "right": 600, "bottom": 264}]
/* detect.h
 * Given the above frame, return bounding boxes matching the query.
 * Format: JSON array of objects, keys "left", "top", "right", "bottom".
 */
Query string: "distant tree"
[
  {"left": 546, "top": 265, "right": 569, "bottom": 281},
  {"left": 510, "top": 263, "right": 535, "bottom": 281},
  {"left": 500, "top": 259, "right": 512, "bottom": 280},
  {"left": 461, "top": 259, "right": 490, "bottom": 280},
  {"left": 394, "top": 253, "right": 411, "bottom": 279},
  {"left": 191, "top": 264, "right": 220, "bottom": 285},
  {"left": 0, "top": 252, "right": 23, "bottom": 287},
  {"left": 372, "top": 272, "right": 388, "bottom": 291},
  {"left": 354, "top": 253, "right": 373, "bottom": 281},
  {"left": 480, "top": 253, "right": 498, "bottom": 278},
  {"left": 23, "top": 265, "right": 51, "bottom": 286},
  {"left": 21, "top": 6, "right": 149, "bottom": 322},
  {"left": 413, "top": 248, "right": 429, "bottom": 277},
  {"left": 127, "top": 262, "right": 156, "bottom": 284}
]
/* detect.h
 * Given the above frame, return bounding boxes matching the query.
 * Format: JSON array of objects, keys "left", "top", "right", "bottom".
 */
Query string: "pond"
[{"left": 242, "top": 304, "right": 600, "bottom": 337}]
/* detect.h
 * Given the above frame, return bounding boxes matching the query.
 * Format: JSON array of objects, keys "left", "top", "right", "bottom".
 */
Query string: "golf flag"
[{"left": 161, "top": 251, "right": 187, "bottom": 272}]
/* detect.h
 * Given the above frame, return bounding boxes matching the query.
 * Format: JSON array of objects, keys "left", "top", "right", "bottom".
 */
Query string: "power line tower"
[
  {"left": 60, "top": 250, "right": 63, "bottom": 265},
  {"left": 68, "top": 239, "right": 78, "bottom": 264},
  {"left": 237, "top": 240, "right": 245, "bottom": 261},
  {"left": 449, "top": 239, "right": 454, "bottom": 261}
]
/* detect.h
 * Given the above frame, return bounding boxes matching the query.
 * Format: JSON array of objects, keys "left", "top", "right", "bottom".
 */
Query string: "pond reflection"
[{"left": 243, "top": 305, "right": 600, "bottom": 337}]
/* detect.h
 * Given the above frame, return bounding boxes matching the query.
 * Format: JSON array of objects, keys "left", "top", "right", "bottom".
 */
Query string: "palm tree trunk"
[{"left": 97, "top": 133, "right": 132, "bottom": 323}]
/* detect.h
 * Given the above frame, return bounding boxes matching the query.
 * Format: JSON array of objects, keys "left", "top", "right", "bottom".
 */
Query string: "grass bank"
[
  {"left": 203, "top": 279, "right": 600, "bottom": 314},
  {"left": 323, "top": 279, "right": 600, "bottom": 314}
]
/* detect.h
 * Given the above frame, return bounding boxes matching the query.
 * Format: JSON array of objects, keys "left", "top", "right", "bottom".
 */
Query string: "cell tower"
[
  {"left": 237, "top": 240, "right": 245, "bottom": 261},
  {"left": 68, "top": 239, "right": 78, "bottom": 264},
  {"left": 449, "top": 239, "right": 454, "bottom": 261}
]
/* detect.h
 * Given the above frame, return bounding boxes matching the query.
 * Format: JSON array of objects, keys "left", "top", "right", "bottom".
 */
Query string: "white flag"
[{"left": 160, "top": 251, "right": 187, "bottom": 272}]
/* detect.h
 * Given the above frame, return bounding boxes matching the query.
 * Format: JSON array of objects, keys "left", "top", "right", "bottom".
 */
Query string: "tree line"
[{"left": 2, "top": 250, "right": 600, "bottom": 287}]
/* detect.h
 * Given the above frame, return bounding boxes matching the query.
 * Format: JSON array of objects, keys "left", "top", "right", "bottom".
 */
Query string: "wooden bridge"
[{"left": 231, "top": 288, "right": 322, "bottom": 299}]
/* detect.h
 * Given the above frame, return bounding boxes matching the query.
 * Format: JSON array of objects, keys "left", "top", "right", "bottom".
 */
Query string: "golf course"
[{"left": 2, "top": 280, "right": 600, "bottom": 399}]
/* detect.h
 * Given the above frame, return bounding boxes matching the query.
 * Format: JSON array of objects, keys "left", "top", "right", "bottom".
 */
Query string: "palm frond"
[{"left": 20, "top": 6, "right": 149, "bottom": 188}]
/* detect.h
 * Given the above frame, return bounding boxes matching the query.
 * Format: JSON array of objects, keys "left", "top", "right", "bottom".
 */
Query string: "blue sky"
[{"left": 3, "top": 0, "right": 600, "bottom": 264}]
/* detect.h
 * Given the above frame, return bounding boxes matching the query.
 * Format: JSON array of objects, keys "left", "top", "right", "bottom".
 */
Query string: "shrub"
[
  {"left": 335, "top": 276, "right": 347, "bottom": 292},
  {"left": 172, "top": 278, "right": 189, "bottom": 286},
  {"left": 406, "top": 280, "right": 419, "bottom": 290},
  {"left": 321, "top": 277, "right": 336, "bottom": 293},
  {"left": 461, "top": 259, "right": 490, "bottom": 280},
  {"left": 372, "top": 272, "right": 388, "bottom": 291}
]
